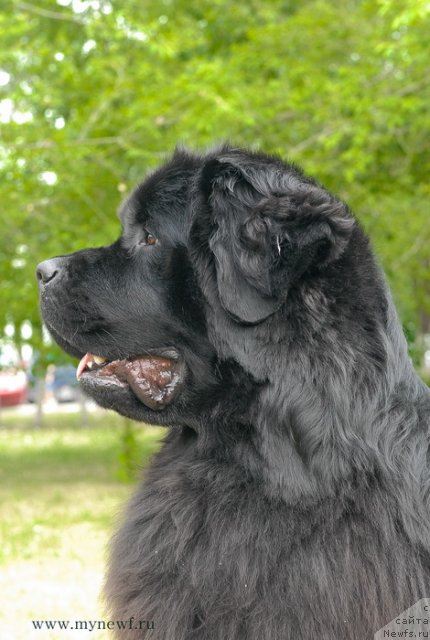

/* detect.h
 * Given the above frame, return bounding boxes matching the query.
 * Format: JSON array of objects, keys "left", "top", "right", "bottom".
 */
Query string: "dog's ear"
[{"left": 201, "top": 155, "right": 354, "bottom": 325}]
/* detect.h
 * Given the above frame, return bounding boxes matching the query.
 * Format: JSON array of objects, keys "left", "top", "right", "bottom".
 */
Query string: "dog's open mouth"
[{"left": 76, "top": 349, "right": 185, "bottom": 410}]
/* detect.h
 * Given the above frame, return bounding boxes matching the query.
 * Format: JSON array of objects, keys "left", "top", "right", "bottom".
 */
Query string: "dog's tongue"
[{"left": 79, "top": 353, "right": 183, "bottom": 410}]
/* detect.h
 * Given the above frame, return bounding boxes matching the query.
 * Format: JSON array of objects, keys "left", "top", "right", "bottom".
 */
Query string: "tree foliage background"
[{"left": 1, "top": 0, "right": 429, "bottom": 358}]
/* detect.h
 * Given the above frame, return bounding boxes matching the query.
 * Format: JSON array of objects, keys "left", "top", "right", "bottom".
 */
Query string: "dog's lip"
[
  {"left": 76, "top": 348, "right": 180, "bottom": 380},
  {"left": 77, "top": 348, "right": 185, "bottom": 410}
]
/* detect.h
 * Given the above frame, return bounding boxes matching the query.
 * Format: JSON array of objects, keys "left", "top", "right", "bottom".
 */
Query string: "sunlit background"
[{"left": 1, "top": 0, "right": 429, "bottom": 637}]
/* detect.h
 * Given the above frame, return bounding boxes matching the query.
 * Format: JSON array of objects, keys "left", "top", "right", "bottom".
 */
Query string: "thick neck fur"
[{"left": 203, "top": 231, "right": 429, "bottom": 534}]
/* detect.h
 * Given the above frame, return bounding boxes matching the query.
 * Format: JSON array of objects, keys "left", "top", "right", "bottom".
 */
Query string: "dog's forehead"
[{"left": 119, "top": 154, "right": 201, "bottom": 230}]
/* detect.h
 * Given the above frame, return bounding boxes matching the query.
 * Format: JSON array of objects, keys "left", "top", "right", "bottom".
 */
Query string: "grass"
[{"left": 0, "top": 409, "right": 164, "bottom": 639}]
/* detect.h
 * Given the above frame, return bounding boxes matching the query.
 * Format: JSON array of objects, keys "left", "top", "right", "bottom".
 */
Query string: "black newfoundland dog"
[{"left": 37, "top": 146, "right": 430, "bottom": 639}]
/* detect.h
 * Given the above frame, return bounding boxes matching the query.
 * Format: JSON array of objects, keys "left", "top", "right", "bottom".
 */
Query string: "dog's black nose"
[{"left": 36, "top": 257, "right": 64, "bottom": 285}]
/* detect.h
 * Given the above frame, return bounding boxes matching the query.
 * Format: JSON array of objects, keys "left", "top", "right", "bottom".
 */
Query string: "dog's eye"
[{"left": 140, "top": 230, "right": 158, "bottom": 246}]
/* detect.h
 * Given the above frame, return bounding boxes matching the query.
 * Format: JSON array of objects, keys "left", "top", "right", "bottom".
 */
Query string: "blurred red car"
[{"left": 0, "top": 371, "right": 27, "bottom": 407}]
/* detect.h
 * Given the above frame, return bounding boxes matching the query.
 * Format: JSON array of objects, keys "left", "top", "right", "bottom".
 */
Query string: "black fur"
[{"left": 37, "top": 146, "right": 430, "bottom": 639}]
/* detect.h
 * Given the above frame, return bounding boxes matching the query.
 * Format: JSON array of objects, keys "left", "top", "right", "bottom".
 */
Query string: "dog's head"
[{"left": 37, "top": 146, "right": 385, "bottom": 428}]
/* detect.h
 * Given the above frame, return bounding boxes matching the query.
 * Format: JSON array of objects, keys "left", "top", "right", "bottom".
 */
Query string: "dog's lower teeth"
[{"left": 93, "top": 355, "right": 107, "bottom": 365}]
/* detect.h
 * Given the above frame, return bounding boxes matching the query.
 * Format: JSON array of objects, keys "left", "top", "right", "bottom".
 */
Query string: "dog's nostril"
[{"left": 36, "top": 259, "right": 60, "bottom": 285}]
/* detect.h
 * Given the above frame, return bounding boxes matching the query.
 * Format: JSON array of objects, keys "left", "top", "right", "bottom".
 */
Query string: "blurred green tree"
[{"left": 0, "top": 0, "right": 429, "bottom": 351}]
